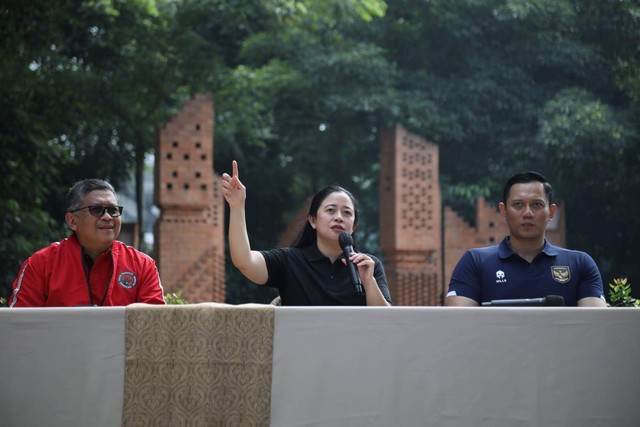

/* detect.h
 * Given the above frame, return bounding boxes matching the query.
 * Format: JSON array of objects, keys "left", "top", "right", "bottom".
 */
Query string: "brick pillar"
[
  {"left": 380, "top": 125, "right": 442, "bottom": 306},
  {"left": 154, "top": 93, "right": 225, "bottom": 302}
]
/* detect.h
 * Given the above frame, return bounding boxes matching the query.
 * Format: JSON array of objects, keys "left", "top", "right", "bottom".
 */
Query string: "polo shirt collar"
[
  {"left": 303, "top": 244, "right": 329, "bottom": 263},
  {"left": 499, "top": 236, "right": 558, "bottom": 259}
]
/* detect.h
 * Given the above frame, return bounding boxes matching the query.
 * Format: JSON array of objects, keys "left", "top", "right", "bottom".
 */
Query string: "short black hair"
[
  {"left": 66, "top": 179, "right": 117, "bottom": 212},
  {"left": 502, "top": 171, "right": 553, "bottom": 204}
]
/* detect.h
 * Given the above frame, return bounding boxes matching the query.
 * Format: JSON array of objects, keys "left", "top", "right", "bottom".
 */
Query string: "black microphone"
[
  {"left": 338, "top": 231, "right": 364, "bottom": 295},
  {"left": 482, "top": 295, "right": 565, "bottom": 307}
]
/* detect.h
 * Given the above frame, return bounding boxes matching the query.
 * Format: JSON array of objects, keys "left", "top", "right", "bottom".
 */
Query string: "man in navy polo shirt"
[{"left": 445, "top": 171, "right": 606, "bottom": 307}]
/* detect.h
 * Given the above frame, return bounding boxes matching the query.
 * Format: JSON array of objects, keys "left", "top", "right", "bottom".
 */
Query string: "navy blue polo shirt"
[
  {"left": 260, "top": 244, "right": 392, "bottom": 306},
  {"left": 447, "top": 237, "right": 605, "bottom": 306}
]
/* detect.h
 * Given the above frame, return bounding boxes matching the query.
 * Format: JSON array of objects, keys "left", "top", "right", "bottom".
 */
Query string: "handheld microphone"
[
  {"left": 482, "top": 295, "right": 565, "bottom": 307},
  {"left": 338, "top": 231, "right": 364, "bottom": 295}
]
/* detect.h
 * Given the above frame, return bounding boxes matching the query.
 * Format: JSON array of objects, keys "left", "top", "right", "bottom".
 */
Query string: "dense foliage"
[{"left": 1, "top": 0, "right": 638, "bottom": 303}]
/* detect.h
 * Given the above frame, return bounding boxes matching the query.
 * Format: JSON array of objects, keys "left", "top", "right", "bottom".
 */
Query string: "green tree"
[
  {"left": 366, "top": 0, "right": 640, "bottom": 289},
  {"left": 1, "top": 0, "right": 100, "bottom": 296},
  {"left": 0, "top": 0, "right": 234, "bottom": 296}
]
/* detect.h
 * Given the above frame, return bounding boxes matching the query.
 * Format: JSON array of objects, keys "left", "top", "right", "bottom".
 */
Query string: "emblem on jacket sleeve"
[
  {"left": 118, "top": 271, "right": 138, "bottom": 289},
  {"left": 551, "top": 266, "right": 570, "bottom": 284}
]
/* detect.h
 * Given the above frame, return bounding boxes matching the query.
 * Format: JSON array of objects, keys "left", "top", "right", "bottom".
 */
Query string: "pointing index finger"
[{"left": 232, "top": 160, "right": 239, "bottom": 179}]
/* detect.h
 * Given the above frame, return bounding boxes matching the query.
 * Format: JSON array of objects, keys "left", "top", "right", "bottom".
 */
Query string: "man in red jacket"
[{"left": 9, "top": 179, "right": 165, "bottom": 307}]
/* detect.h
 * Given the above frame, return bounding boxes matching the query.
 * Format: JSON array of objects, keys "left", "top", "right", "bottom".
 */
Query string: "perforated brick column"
[
  {"left": 154, "top": 94, "right": 225, "bottom": 302},
  {"left": 380, "top": 125, "right": 442, "bottom": 306}
]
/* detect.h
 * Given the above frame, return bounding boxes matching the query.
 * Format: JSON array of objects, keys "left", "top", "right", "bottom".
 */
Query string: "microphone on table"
[
  {"left": 338, "top": 231, "right": 364, "bottom": 295},
  {"left": 482, "top": 295, "right": 565, "bottom": 307}
]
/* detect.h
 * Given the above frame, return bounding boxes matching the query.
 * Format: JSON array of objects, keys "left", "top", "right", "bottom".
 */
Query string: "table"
[
  {"left": 1, "top": 307, "right": 125, "bottom": 426},
  {"left": 1, "top": 306, "right": 639, "bottom": 426}
]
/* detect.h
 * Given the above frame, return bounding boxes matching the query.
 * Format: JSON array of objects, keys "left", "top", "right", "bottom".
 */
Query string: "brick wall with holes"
[
  {"left": 154, "top": 93, "right": 225, "bottom": 303},
  {"left": 380, "top": 125, "right": 443, "bottom": 306}
]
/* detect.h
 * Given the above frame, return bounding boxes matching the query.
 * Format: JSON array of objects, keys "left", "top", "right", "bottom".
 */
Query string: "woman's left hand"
[{"left": 349, "top": 253, "right": 375, "bottom": 283}]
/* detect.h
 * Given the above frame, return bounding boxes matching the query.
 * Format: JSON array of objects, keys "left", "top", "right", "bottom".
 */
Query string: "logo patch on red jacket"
[{"left": 118, "top": 271, "right": 137, "bottom": 289}]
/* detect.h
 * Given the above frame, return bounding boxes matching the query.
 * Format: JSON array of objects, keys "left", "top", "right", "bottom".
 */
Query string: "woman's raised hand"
[{"left": 221, "top": 160, "right": 246, "bottom": 207}]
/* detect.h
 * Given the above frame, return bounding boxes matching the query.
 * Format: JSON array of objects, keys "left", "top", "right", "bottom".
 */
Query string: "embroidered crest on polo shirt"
[
  {"left": 551, "top": 266, "right": 570, "bottom": 284},
  {"left": 118, "top": 271, "right": 138, "bottom": 289},
  {"left": 495, "top": 270, "right": 507, "bottom": 283}
]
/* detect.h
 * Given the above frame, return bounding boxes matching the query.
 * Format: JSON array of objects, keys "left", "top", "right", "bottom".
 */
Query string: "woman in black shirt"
[{"left": 220, "top": 160, "right": 392, "bottom": 306}]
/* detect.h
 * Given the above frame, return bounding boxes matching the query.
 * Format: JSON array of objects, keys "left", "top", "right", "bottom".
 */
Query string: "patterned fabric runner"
[{"left": 122, "top": 303, "right": 275, "bottom": 426}]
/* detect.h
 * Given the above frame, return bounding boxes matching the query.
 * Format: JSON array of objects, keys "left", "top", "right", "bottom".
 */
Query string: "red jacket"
[{"left": 10, "top": 233, "right": 165, "bottom": 307}]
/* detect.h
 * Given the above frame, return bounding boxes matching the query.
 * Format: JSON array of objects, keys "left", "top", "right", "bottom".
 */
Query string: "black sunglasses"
[{"left": 69, "top": 205, "right": 124, "bottom": 217}]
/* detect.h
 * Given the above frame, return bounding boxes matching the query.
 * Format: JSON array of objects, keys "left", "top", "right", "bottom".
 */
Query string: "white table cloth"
[{"left": 2, "top": 306, "right": 639, "bottom": 427}]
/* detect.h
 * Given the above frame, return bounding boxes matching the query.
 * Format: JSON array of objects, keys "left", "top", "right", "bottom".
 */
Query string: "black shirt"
[{"left": 260, "top": 245, "right": 392, "bottom": 306}]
